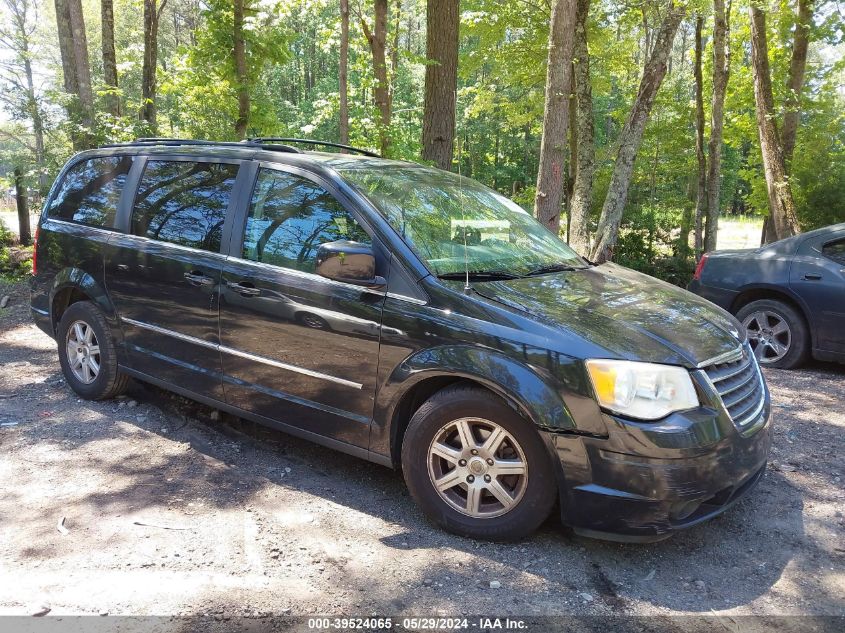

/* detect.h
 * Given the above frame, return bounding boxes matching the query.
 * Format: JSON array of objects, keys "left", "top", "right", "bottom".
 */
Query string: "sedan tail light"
[{"left": 693, "top": 253, "right": 709, "bottom": 281}]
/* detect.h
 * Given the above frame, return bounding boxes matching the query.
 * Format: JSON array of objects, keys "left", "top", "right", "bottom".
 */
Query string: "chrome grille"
[{"left": 702, "top": 345, "right": 766, "bottom": 428}]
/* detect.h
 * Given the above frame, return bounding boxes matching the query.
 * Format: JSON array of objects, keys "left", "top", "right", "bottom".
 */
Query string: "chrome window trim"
[
  {"left": 224, "top": 255, "right": 386, "bottom": 298},
  {"left": 114, "top": 232, "right": 230, "bottom": 260},
  {"left": 120, "top": 317, "right": 363, "bottom": 390},
  {"left": 386, "top": 292, "right": 427, "bottom": 305},
  {"left": 225, "top": 256, "right": 428, "bottom": 305},
  {"left": 43, "top": 217, "right": 121, "bottom": 236}
]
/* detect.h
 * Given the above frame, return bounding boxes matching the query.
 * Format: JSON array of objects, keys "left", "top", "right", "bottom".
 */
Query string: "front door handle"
[
  {"left": 184, "top": 271, "right": 214, "bottom": 286},
  {"left": 226, "top": 281, "right": 261, "bottom": 296},
  {"left": 802, "top": 273, "right": 822, "bottom": 280}
]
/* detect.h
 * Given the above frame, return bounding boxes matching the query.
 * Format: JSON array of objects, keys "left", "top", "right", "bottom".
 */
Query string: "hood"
[{"left": 471, "top": 263, "right": 744, "bottom": 367}]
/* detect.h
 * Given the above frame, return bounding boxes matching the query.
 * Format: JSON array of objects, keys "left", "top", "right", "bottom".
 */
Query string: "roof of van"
[{"left": 83, "top": 139, "right": 421, "bottom": 172}]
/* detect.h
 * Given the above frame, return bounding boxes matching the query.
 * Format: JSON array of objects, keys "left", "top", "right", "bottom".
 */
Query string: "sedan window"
[{"left": 821, "top": 238, "right": 845, "bottom": 265}]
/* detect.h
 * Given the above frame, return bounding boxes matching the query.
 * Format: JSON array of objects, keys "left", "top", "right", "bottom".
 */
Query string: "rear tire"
[
  {"left": 401, "top": 384, "right": 557, "bottom": 541},
  {"left": 736, "top": 299, "right": 809, "bottom": 369},
  {"left": 57, "top": 301, "right": 130, "bottom": 400}
]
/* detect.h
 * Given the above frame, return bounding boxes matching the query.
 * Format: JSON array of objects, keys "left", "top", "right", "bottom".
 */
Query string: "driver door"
[{"left": 218, "top": 163, "right": 386, "bottom": 448}]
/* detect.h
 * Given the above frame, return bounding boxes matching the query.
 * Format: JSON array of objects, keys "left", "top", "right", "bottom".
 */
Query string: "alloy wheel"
[
  {"left": 742, "top": 310, "right": 792, "bottom": 364},
  {"left": 427, "top": 417, "right": 528, "bottom": 518},
  {"left": 65, "top": 320, "right": 101, "bottom": 384}
]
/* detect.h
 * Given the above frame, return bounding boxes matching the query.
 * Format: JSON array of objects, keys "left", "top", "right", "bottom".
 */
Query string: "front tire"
[
  {"left": 401, "top": 384, "right": 557, "bottom": 541},
  {"left": 57, "top": 301, "right": 130, "bottom": 400},
  {"left": 736, "top": 299, "right": 809, "bottom": 369}
]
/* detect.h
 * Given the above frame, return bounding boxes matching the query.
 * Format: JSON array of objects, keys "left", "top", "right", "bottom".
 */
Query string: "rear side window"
[
  {"left": 241, "top": 168, "right": 370, "bottom": 273},
  {"left": 131, "top": 160, "right": 239, "bottom": 252},
  {"left": 47, "top": 156, "right": 132, "bottom": 227},
  {"left": 821, "top": 238, "right": 845, "bottom": 265}
]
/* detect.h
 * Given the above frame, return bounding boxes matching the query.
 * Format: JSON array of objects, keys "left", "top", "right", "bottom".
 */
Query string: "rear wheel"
[
  {"left": 401, "top": 384, "right": 556, "bottom": 541},
  {"left": 736, "top": 299, "right": 809, "bottom": 369},
  {"left": 57, "top": 301, "right": 130, "bottom": 399}
]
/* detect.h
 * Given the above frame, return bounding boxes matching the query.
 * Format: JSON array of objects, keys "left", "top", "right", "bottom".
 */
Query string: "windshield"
[{"left": 337, "top": 165, "right": 585, "bottom": 277}]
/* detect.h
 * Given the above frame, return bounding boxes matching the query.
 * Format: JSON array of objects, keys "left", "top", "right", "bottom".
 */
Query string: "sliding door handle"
[
  {"left": 184, "top": 271, "right": 214, "bottom": 286},
  {"left": 226, "top": 281, "right": 261, "bottom": 296}
]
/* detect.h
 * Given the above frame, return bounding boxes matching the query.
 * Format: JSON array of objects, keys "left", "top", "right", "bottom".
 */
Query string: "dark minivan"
[{"left": 31, "top": 139, "right": 772, "bottom": 542}]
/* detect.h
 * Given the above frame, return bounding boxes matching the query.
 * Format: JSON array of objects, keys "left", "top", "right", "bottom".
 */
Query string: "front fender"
[{"left": 372, "top": 344, "right": 589, "bottom": 461}]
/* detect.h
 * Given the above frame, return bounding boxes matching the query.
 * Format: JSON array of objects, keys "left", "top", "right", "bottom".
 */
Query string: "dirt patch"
[{"left": 0, "top": 280, "right": 843, "bottom": 618}]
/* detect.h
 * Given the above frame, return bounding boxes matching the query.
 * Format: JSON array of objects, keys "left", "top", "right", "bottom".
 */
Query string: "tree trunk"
[
  {"left": 233, "top": 0, "right": 249, "bottom": 138},
  {"left": 101, "top": 0, "right": 120, "bottom": 116},
  {"left": 760, "top": 215, "right": 778, "bottom": 244},
  {"left": 54, "top": 0, "right": 78, "bottom": 98},
  {"left": 141, "top": 0, "right": 166, "bottom": 131},
  {"left": 534, "top": 0, "right": 577, "bottom": 233},
  {"left": 67, "top": 0, "right": 93, "bottom": 122},
  {"left": 693, "top": 14, "right": 707, "bottom": 257},
  {"left": 11, "top": 0, "right": 47, "bottom": 191},
  {"left": 704, "top": 0, "right": 730, "bottom": 253},
  {"left": 749, "top": 6, "right": 800, "bottom": 241},
  {"left": 14, "top": 167, "right": 31, "bottom": 246},
  {"left": 339, "top": 0, "right": 350, "bottom": 144},
  {"left": 54, "top": 0, "right": 93, "bottom": 149},
  {"left": 781, "top": 0, "right": 812, "bottom": 167},
  {"left": 421, "top": 0, "right": 458, "bottom": 170},
  {"left": 361, "top": 0, "right": 392, "bottom": 156},
  {"left": 590, "top": 2, "right": 685, "bottom": 262},
  {"left": 568, "top": 0, "right": 595, "bottom": 257},
  {"left": 26, "top": 60, "right": 47, "bottom": 192}
]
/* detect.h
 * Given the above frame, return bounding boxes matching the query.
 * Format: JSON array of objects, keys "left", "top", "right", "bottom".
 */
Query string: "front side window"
[
  {"left": 131, "top": 160, "right": 239, "bottom": 252},
  {"left": 821, "top": 238, "right": 845, "bottom": 265},
  {"left": 242, "top": 168, "right": 370, "bottom": 273},
  {"left": 337, "top": 165, "right": 585, "bottom": 276},
  {"left": 47, "top": 156, "right": 133, "bottom": 227}
]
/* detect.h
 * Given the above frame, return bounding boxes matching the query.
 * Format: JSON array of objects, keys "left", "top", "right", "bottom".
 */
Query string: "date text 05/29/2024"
[{"left": 307, "top": 617, "right": 528, "bottom": 630}]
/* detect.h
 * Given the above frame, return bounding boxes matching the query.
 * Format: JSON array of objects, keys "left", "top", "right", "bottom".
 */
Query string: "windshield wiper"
[
  {"left": 438, "top": 270, "right": 521, "bottom": 281},
  {"left": 524, "top": 262, "right": 589, "bottom": 276}
]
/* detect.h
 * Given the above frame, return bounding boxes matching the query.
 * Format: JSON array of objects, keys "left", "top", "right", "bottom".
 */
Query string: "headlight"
[{"left": 585, "top": 359, "right": 699, "bottom": 420}]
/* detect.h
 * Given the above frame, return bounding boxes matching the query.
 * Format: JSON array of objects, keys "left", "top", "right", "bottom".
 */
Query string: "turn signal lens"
[{"left": 585, "top": 359, "right": 699, "bottom": 420}]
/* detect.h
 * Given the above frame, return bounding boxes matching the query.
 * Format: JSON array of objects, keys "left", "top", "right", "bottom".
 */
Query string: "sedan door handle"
[
  {"left": 802, "top": 273, "right": 822, "bottom": 280},
  {"left": 184, "top": 271, "right": 214, "bottom": 286},
  {"left": 226, "top": 281, "right": 261, "bottom": 296}
]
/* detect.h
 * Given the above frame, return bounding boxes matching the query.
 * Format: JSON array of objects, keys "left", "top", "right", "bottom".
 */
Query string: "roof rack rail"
[
  {"left": 101, "top": 138, "right": 302, "bottom": 154},
  {"left": 247, "top": 137, "right": 380, "bottom": 158}
]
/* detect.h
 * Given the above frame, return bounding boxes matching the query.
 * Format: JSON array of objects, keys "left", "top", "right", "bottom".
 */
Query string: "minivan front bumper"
[{"left": 545, "top": 391, "right": 772, "bottom": 542}]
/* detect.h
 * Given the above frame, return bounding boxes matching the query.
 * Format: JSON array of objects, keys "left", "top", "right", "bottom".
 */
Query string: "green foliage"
[
  {"left": 0, "top": 219, "right": 13, "bottom": 247},
  {"left": 0, "top": 0, "right": 844, "bottom": 287},
  {"left": 615, "top": 203, "right": 696, "bottom": 287},
  {"left": 161, "top": 0, "right": 290, "bottom": 139},
  {"left": 0, "top": 219, "right": 32, "bottom": 282}
]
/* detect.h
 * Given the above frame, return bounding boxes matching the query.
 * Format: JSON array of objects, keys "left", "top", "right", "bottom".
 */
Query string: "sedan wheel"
[
  {"left": 742, "top": 310, "right": 791, "bottom": 364},
  {"left": 427, "top": 417, "right": 528, "bottom": 518},
  {"left": 65, "top": 320, "right": 101, "bottom": 384}
]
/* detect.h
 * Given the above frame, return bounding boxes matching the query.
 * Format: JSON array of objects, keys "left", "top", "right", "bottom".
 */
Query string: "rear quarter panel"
[{"left": 31, "top": 219, "right": 118, "bottom": 339}]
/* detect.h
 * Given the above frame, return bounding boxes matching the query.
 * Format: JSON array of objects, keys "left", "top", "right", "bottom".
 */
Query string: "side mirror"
[{"left": 315, "top": 240, "right": 386, "bottom": 289}]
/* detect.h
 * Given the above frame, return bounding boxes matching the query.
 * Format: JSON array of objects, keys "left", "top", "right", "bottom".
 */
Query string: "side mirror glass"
[{"left": 315, "top": 240, "right": 385, "bottom": 288}]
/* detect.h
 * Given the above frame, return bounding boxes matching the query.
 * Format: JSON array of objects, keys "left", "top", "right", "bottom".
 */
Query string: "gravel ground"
[{"left": 1, "top": 279, "right": 843, "bottom": 622}]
